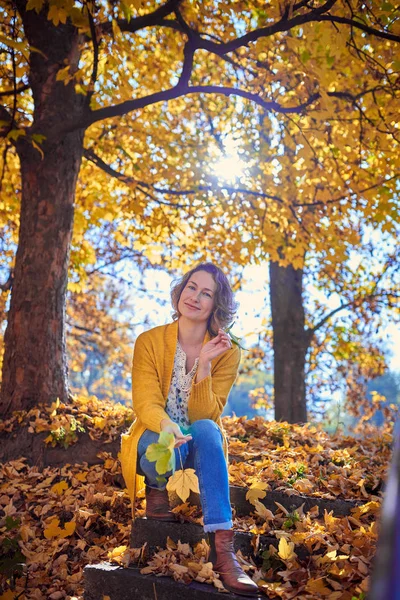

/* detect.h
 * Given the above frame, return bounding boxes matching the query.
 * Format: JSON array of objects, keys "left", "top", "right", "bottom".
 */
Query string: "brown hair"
[{"left": 171, "top": 263, "right": 238, "bottom": 337}]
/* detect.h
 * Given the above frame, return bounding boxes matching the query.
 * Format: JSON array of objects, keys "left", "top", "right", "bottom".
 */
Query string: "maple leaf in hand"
[{"left": 167, "top": 468, "right": 200, "bottom": 502}]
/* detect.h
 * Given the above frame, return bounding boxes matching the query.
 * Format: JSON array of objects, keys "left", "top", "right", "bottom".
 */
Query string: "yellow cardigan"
[{"left": 120, "top": 320, "right": 240, "bottom": 514}]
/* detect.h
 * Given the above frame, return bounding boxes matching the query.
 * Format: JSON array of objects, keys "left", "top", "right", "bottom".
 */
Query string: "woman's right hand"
[{"left": 160, "top": 418, "right": 192, "bottom": 448}]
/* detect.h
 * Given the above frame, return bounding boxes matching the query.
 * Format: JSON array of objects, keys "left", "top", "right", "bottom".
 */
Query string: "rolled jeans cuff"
[{"left": 203, "top": 520, "right": 233, "bottom": 533}]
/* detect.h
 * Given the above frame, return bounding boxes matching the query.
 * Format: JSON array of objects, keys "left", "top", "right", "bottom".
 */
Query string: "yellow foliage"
[
  {"left": 50, "top": 481, "right": 69, "bottom": 495},
  {"left": 246, "top": 481, "right": 270, "bottom": 505},
  {"left": 43, "top": 517, "right": 76, "bottom": 539},
  {"left": 277, "top": 537, "right": 296, "bottom": 561},
  {"left": 166, "top": 468, "right": 200, "bottom": 503}
]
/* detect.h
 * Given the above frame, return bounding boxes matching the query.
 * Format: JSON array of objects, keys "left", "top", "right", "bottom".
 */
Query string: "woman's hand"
[
  {"left": 160, "top": 418, "right": 192, "bottom": 448},
  {"left": 199, "top": 329, "right": 232, "bottom": 364},
  {"left": 195, "top": 329, "right": 232, "bottom": 383}
]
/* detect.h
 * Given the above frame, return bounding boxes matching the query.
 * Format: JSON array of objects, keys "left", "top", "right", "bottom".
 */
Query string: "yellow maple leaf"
[
  {"left": 277, "top": 537, "right": 296, "bottom": 561},
  {"left": 246, "top": 481, "right": 269, "bottom": 505},
  {"left": 43, "top": 518, "right": 76, "bottom": 539},
  {"left": 51, "top": 481, "right": 69, "bottom": 495},
  {"left": 253, "top": 499, "right": 275, "bottom": 521},
  {"left": 305, "top": 577, "right": 332, "bottom": 596},
  {"left": 107, "top": 545, "right": 131, "bottom": 567},
  {"left": 166, "top": 468, "right": 199, "bottom": 502},
  {"left": 75, "top": 471, "right": 88, "bottom": 482}
]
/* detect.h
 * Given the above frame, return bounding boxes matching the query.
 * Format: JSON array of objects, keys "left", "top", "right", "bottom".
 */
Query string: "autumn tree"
[
  {"left": 0, "top": 0, "right": 399, "bottom": 424},
  {"left": 81, "top": 1, "right": 400, "bottom": 422}
]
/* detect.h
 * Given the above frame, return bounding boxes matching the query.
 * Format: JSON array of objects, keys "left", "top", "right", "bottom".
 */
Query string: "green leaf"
[
  {"left": 31, "top": 133, "right": 46, "bottom": 143},
  {"left": 326, "top": 54, "right": 335, "bottom": 67},
  {"left": 145, "top": 431, "right": 175, "bottom": 475},
  {"left": 5, "top": 516, "right": 20, "bottom": 531},
  {"left": 121, "top": 2, "right": 132, "bottom": 22},
  {"left": 7, "top": 129, "right": 26, "bottom": 141},
  {"left": 300, "top": 49, "right": 311, "bottom": 64},
  {"left": 158, "top": 431, "right": 175, "bottom": 450},
  {"left": 225, "top": 324, "right": 246, "bottom": 350}
]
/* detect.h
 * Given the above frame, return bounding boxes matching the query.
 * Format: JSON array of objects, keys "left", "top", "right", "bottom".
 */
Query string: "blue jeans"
[{"left": 137, "top": 419, "right": 232, "bottom": 532}]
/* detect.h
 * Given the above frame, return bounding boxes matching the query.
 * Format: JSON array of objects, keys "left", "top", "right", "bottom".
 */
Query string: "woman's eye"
[{"left": 204, "top": 292, "right": 212, "bottom": 298}]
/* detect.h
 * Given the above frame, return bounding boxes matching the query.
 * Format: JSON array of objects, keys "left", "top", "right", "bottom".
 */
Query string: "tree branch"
[
  {"left": 102, "top": 0, "right": 183, "bottom": 35},
  {"left": 0, "top": 84, "right": 30, "bottom": 98},
  {"left": 75, "top": 86, "right": 319, "bottom": 131},
  {"left": 311, "top": 262, "right": 399, "bottom": 335},
  {"left": 83, "top": 148, "right": 188, "bottom": 208},
  {"left": 192, "top": 0, "right": 337, "bottom": 56},
  {"left": 83, "top": 147, "right": 286, "bottom": 205},
  {"left": 317, "top": 14, "right": 400, "bottom": 43},
  {"left": 294, "top": 172, "right": 400, "bottom": 207}
]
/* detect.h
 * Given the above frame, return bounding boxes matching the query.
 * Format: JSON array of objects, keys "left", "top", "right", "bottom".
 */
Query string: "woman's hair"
[{"left": 171, "top": 263, "right": 238, "bottom": 337}]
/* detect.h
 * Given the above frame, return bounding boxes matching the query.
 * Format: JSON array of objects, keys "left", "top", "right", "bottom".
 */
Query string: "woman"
[{"left": 120, "top": 263, "right": 259, "bottom": 597}]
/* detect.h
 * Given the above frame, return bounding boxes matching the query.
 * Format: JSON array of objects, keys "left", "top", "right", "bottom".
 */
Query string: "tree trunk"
[
  {"left": 0, "top": 135, "right": 83, "bottom": 415},
  {"left": 0, "top": 4, "right": 85, "bottom": 416},
  {"left": 269, "top": 260, "right": 312, "bottom": 423}
]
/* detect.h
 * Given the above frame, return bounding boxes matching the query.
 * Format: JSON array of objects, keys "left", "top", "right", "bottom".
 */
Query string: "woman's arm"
[
  {"left": 188, "top": 342, "right": 241, "bottom": 423},
  {"left": 131, "top": 333, "right": 170, "bottom": 433}
]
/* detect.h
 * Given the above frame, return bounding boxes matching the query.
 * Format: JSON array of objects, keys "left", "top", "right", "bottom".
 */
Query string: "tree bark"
[
  {"left": 269, "top": 260, "right": 312, "bottom": 423},
  {"left": 0, "top": 4, "right": 86, "bottom": 416}
]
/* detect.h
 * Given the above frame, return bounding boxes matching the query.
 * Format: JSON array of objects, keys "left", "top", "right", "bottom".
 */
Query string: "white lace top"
[{"left": 166, "top": 341, "right": 199, "bottom": 430}]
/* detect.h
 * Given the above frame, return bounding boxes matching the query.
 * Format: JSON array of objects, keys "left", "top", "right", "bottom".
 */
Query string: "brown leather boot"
[
  {"left": 145, "top": 486, "right": 177, "bottom": 521},
  {"left": 208, "top": 530, "right": 259, "bottom": 597}
]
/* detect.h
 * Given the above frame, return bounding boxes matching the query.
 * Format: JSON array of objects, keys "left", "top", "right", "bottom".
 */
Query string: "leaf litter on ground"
[{"left": 0, "top": 409, "right": 394, "bottom": 599}]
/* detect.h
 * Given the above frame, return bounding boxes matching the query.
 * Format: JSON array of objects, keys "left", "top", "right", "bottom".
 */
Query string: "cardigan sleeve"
[
  {"left": 131, "top": 332, "right": 170, "bottom": 433},
  {"left": 187, "top": 344, "right": 240, "bottom": 423}
]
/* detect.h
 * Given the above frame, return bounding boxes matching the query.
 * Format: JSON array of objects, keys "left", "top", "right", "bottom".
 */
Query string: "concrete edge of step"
[{"left": 83, "top": 562, "right": 267, "bottom": 599}]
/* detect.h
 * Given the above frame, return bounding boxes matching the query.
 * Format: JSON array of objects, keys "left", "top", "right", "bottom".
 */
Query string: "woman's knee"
[
  {"left": 191, "top": 419, "right": 222, "bottom": 447},
  {"left": 137, "top": 429, "right": 159, "bottom": 456}
]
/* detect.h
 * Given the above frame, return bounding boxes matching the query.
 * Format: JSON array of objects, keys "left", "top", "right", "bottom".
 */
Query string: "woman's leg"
[
  {"left": 190, "top": 419, "right": 259, "bottom": 597},
  {"left": 137, "top": 429, "right": 190, "bottom": 521},
  {"left": 189, "top": 419, "right": 232, "bottom": 531}
]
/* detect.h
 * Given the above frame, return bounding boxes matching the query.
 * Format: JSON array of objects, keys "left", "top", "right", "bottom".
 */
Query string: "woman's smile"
[{"left": 185, "top": 302, "right": 201, "bottom": 310}]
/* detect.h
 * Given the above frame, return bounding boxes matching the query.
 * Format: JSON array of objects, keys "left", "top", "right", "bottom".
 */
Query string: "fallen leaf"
[
  {"left": 278, "top": 537, "right": 296, "bottom": 561},
  {"left": 43, "top": 518, "right": 76, "bottom": 539},
  {"left": 167, "top": 468, "right": 199, "bottom": 502},
  {"left": 246, "top": 481, "right": 270, "bottom": 504}
]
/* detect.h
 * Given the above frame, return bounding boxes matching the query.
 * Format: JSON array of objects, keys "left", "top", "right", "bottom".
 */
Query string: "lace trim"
[
  {"left": 165, "top": 341, "right": 199, "bottom": 428},
  {"left": 176, "top": 341, "right": 199, "bottom": 391}
]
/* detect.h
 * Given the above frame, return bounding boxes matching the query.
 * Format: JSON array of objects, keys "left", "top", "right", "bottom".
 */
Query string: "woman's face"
[{"left": 178, "top": 270, "right": 216, "bottom": 324}]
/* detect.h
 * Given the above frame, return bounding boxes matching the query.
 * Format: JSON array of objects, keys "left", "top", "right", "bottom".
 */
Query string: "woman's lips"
[{"left": 185, "top": 303, "right": 200, "bottom": 310}]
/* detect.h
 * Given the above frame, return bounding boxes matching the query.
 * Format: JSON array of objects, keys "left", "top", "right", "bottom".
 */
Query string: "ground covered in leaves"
[{"left": 0, "top": 401, "right": 393, "bottom": 600}]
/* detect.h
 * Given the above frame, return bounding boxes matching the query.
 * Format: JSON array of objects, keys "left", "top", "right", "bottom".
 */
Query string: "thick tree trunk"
[
  {"left": 0, "top": 135, "right": 83, "bottom": 415},
  {"left": 269, "top": 261, "right": 312, "bottom": 423},
  {"left": 0, "top": 4, "right": 86, "bottom": 416}
]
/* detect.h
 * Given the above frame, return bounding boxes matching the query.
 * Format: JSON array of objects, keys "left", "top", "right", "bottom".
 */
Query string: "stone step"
[
  {"left": 84, "top": 563, "right": 267, "bottom": 599},
  {"left": 229, "top": 485, "right": 359, "bottom": 517},
  {"left": 130, "top": 518, "right": 310, "bottom": 562},
  {"left": 170, "top": 485, "right": 360, "bottom": 518}
]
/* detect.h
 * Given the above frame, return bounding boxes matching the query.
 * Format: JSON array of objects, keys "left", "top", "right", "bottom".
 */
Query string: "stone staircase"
[{"left": 84, "top": 485, "right": 360, "bottom": 599}]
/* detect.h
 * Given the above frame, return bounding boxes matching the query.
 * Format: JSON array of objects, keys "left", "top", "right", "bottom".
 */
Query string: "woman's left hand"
[{"left": 198, "top": 329, "right": 232, "bottom": 364}]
